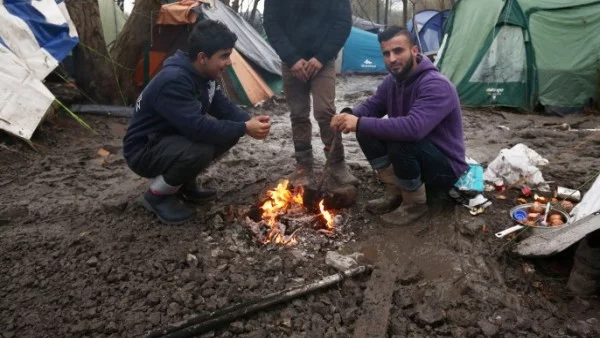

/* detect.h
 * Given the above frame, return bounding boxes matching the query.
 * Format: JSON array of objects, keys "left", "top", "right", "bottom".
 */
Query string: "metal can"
[
  {"left": 555, "top": 186, "right": 582, "bottom": 202},
  {"left": 495, "top": 179, "right": 505, "bottom": 192}
]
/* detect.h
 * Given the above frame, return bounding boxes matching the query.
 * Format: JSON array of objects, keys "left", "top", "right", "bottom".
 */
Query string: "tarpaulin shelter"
[
  {"left": 435, "top": 0, "right": 600, "bottom": 113},
  {"left": 335, "top": 27, "right": 387, "bottom": 74},
  {"left": 135, "top": 0, "right": 282, "bottom": 106},
  {"left": 352, "top": 15, "right": 385, "bottom": 33},
  {"left": 407, "top": 9, "right": 450, "bottom": 55},
  {"left": 0, "top": 0, "right": 79, "bottom": 139}
]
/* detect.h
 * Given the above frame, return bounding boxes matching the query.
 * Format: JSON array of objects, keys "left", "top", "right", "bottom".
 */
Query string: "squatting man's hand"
[
  {"left": 331, "top": 113, "right": 359, "bottom": 134},
  {"left": 245, "top": 115, "right": 271, "bottom": 140}
]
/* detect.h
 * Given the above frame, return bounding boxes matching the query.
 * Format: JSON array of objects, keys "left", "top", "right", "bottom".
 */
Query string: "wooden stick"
[{"left": 145, "top": 265, "right": 372, "bottom": 338}]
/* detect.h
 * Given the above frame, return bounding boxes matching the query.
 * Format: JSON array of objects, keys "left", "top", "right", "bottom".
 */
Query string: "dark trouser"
[
  {"left": 127, "top": 134, "right": 238, "bottom": 186},
  {"left": 356, "top": 132, "right": 458, "bottom": 191},
  {"left": 282, "top": 60, "right": 344, "bottom": 163}
]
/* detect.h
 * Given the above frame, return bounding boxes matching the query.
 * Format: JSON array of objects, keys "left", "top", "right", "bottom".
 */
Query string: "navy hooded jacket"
[
  {"left": 123, "top": 50, "right": 250, "bottom": 161},
  {"left": 263, "top": 0, "right": 352, "bottom": 66}
]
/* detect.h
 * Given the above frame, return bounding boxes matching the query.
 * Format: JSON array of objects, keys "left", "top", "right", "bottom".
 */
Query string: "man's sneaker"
[{"left": 143, "top": 190, "right": 194, "bottom": 225}]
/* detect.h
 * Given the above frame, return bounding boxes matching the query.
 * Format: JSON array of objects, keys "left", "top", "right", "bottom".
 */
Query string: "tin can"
[
  {"left": 555, "top": 186, "right": 582, "bottom": 202},
  {"left": 495, "top": 179, "right": 505, "bottom": 192}
]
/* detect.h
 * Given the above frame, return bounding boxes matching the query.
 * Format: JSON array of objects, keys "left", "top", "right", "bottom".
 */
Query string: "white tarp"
[{"left": 0, "top": 0, "right": 78, "bottom": 139}]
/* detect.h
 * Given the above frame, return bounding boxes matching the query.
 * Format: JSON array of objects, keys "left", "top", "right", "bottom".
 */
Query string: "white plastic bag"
[{"left": 483, "top": 143, "right": 550, "bottom": 191}]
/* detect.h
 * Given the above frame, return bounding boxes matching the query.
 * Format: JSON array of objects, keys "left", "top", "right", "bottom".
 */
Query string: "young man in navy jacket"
[{"left": 123, "top": 20, "right": 271, "bottom": 224}]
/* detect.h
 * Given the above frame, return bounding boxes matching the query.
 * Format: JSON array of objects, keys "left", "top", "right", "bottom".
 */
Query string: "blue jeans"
[{"left": 356, "top": 132, "right": 458, "bottom": 191}]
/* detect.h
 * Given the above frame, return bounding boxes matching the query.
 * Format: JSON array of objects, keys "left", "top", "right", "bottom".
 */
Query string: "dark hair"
[
  {"left": 377, "top": 25, "right": 414, "bottom": 45},
  {"left": 187, "top": 19, "right": 237, "bottom": 60}
]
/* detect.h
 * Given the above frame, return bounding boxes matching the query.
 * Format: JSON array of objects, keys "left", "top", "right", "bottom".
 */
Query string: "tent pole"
[{"left": 411, "top": 1, "right": 423, "bottom": 53}]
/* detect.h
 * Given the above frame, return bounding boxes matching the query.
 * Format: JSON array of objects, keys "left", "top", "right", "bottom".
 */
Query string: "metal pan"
[{"left": 495, "top": 203, "right": 570, "bottom": 239}]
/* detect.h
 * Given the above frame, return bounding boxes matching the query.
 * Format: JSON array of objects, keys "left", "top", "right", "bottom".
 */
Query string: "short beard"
[{"left": 389, "top": 56, "right": 415, "bottom": 81}]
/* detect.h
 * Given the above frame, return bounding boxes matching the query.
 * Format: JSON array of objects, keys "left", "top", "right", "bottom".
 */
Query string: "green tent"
[{"left": 436, "top": 0, "right": 600, "bottom": 112}]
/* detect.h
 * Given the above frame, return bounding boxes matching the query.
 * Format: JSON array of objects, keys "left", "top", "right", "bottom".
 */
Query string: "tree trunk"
[
  {"left": 231, "top": 0, "right": 240, "bottom": 12},
  {"left": 64, "top": 0, "right": 122, "bottom": 104},
  {"left": 376, "top": 0, "right": 380, "bottom": 23},
  {"left": 249, "top": 0, "right": 260, "bottom": 22},
  {"left": 402, "top": 0, "right": 408, "bottom": 27},
  {"left": 384, "top": 0, "right": 390, "bottom": 25},
  {"left": 110, "top": 0, "right": 163, "bottom": 105}
]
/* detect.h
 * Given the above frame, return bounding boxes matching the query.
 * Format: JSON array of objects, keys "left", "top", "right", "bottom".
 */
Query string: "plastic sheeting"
[
  {"left": 571, "top": 174, "right": 600, "bottom": 223},
  {"left": 0, "top": 0, "right": 79, "bottom": 139},
  {"left": 199, "top": 3, "right": 281, "bottom": 76}
]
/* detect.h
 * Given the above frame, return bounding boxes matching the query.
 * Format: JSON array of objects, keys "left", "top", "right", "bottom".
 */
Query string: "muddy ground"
[{"left": 1, "top": 75, "right": 600, "bottom": 338}]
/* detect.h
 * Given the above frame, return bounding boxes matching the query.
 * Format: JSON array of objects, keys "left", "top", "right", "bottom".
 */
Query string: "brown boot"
[
  {"left": 290, "top": 150, "right": 314, "bottom": 187},
  {"left": 380, "top": 184, "right": 429, "bottom": 226},
  {"left": 366, "top": 166, "right": 402, "bottom": 214},
  {"left": 329, "top": 161, "right": 359, "bottom": 186}
]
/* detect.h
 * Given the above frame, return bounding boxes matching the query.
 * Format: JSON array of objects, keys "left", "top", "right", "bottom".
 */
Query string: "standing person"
[
  {"left": 123, "top": 20, "right": 271, "bottom": 225},
  {"left": 263, "top": 0, "right": 358, "bottom": 187},
  {"left": 331, "top": 26, "right": 468, "bottom": 226}
]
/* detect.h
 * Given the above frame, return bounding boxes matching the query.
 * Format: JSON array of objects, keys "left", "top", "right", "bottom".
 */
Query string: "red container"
[
  {"left": 494, "top": 179, "right": 504, "bottom": 192},
  {"left": 521, "top": 186, "right": 532, "bottom": 197}
]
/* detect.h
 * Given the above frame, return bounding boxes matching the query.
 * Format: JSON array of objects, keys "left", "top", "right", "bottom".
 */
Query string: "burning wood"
[{"left": 245, "top": 179, "right": 337, "bottom": 246}]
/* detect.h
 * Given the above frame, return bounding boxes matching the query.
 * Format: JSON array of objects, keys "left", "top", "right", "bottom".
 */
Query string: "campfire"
[{"left": 245, "top": 179, "right": 337, "bottom": 246}]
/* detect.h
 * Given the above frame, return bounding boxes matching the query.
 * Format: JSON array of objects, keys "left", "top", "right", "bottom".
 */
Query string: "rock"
[
  {"left": 415, "top": 305, "right": 445, "bottom": 327},
  {"left": 460, "top": 219, "right": 485, "bottom": 237},
  {"left": 212, "top": 215, "right": 225, "bottom": 230},
  {"left": 264, "top": 256, "right": 283, "bottom": 272},
  {"left": 148, "top": 312, "right": 161, "bottom": 326},
  {"left": 566, "top": 320, "right": 592, "bottom": 337},
  {"left": 310, "top": 302, "right": 330, "bottom": 316},
  {"left": 186, "top": 253, "right": 199, "bottom": 268},
  {"left": 478, "top": 320, "right": 499, "bottom": 337},
  {"left": 399, "top": 261, "right": 423, "bottom": 285},
  {"left": 325, "top": 251, "right": 357, "bottom": 271},
  {"left": 229, "top": 321, "right": 245, "bottom": 334},
  {"left": 86, "top": 256, "right": 99, "bottom": 267}
]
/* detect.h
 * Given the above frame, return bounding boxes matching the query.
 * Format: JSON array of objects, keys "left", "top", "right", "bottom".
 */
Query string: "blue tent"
[
  {"left": 339, "top": 27, "right": 386, "bottom": 74},
  {"left": 407, "top": 10, "right": 450, "bottom": 55}
]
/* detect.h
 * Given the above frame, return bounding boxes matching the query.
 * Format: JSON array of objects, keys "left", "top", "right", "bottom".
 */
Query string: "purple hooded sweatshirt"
[{"left": 353, "top": 55, "right": 468, "bottom": 179}]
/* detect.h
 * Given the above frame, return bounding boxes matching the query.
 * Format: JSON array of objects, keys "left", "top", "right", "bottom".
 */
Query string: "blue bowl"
[{"left": 512, "top": 209, "right": 528, "bottom": 221}]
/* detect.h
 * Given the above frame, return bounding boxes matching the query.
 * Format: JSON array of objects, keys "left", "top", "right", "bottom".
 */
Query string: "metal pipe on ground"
[{"left": 145, "top": 265, "right": 372, "bottom": 338}]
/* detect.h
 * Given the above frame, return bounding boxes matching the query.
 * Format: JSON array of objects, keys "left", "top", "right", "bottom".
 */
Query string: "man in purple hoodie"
[{"left": 331, "top": 26, "right": 468, "bottom": 226}]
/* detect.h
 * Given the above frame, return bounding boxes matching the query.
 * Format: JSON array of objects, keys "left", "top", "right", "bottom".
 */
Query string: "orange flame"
[
  {"left": 319, "top": 200, "right": 334, "bottom": 229},
  {"left": 259, "top": 180, "right": 334, "bottom": 245}
]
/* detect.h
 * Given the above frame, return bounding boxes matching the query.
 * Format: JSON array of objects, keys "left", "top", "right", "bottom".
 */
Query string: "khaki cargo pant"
[{"left": 282, "top": 60, "right": 344, "bottom": 164}]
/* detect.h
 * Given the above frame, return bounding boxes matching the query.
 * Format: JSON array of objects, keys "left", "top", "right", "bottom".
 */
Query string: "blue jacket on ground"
[{"left": 123, "top": 50, "right": 250, "bottom": 162}]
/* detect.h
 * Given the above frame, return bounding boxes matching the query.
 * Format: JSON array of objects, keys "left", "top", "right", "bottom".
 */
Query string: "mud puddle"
[{"left": 342, "top": 224, "right": 460, "bottom": 281}]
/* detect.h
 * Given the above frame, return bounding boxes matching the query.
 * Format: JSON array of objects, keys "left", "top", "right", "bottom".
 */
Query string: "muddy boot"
[
  {"left": 143, "top": 190, "right": 194, "bottom": 225},
  {"left": 380, "top": 184, "right": 429, "bottom": 226},
  {"left": 366, "top": 166, "right": 402, "bottom": 214},
  {"left": 567, "top": 236, "right": 600, "bottom": 296},
  {"left": 290, "top": 149, "right": 314, "bottom": 187},
  {"left": 180, "top": 179, "right": 217, "bottom": 203},
  {"left": 329, "top": 161, "right": 359, "bottom": 186}
]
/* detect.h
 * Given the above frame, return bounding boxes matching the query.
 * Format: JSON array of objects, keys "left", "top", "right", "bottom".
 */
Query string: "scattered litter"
[
  {"left": 517, "top": 198, "right": 528, "bottom": 204},
  {"left": 470, "top": 206, "right": 485, "bottom": 216},
  {"left": 555, "top": 186, "right": 582, "bottom": 203},
  {"left": 97, "top": 147, "right": 111, "bottom": 158},
  {"left": 484, "top": 143, "right": 550, "bottom": 191},
  {"left": 498, "top": 125, "right": 510, "bottom": 131},
  {"left": 495, "top": 194, "right": 507, "bottom": 200},
  {"left": 521, "top": 186, "right": 532, "bottom": 197},
  {"left": 325, "top": 251, "right": 357, "bottom": 271}
]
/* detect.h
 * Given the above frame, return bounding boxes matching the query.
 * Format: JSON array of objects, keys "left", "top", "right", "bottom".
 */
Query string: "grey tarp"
[
  {"left": 352, "top": 16, "right": 385, "bottom": 32},
  {"left": 198, "top": 3, "right": 281, "bottom": 76}
]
